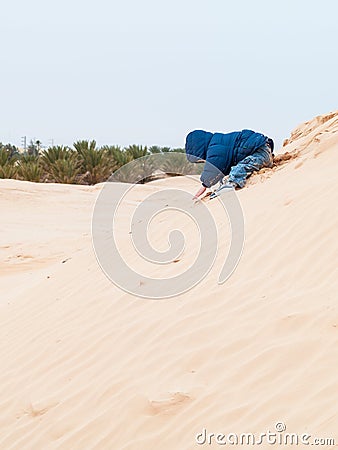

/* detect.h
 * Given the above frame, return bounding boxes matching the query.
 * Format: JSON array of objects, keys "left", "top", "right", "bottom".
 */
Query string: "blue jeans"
[{"left": 228, "top": 144, "right": 273, "bottom": 188}]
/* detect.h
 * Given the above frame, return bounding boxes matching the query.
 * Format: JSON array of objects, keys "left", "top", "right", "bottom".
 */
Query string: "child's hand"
[{"left": 192, "top": 185, "right": 207, "bottom": 201}]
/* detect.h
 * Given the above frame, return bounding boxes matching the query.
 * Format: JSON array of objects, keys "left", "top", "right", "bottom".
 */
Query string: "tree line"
[{"left": 0, "top": 140, "right": 202, "bottom": 185}]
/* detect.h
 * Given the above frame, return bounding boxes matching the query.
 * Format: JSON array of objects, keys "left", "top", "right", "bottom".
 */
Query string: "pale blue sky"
[{"left": 1, "top": 0, "right": 337, "bottom": 150}]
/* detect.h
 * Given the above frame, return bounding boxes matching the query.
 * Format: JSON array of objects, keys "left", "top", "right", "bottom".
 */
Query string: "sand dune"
[{"left": 1, "top": 112, "right": 337, "bottom": 449}]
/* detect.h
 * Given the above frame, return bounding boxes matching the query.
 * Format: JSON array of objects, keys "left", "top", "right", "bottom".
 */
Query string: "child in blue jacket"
[{"left": 185, "top": 129, "right": 274, "bottom": 199}]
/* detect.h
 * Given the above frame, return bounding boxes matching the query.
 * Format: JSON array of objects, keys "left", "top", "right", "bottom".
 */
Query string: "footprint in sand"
[{"left": 146, "top": 392, "right": 192, "bottom": 415}]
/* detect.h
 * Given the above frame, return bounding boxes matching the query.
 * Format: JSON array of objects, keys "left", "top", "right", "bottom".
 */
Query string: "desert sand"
[{"left": 0, "top": 112, "right": 337, "bottom": 449}]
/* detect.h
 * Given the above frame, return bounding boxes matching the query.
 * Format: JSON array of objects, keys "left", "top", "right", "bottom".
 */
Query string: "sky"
[{"left": 1, "top": 0, "right": 337, "bottom": 151}]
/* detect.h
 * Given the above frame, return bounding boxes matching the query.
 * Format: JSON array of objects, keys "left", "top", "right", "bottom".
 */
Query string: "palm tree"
[
  {"left": 40, "top": 146, "right": 81, "bottom": 183},
  {"left": 41, "top": 145, "right": 72, "bottom": 165},
  {"left": 100, "top": 145, "right": 132, "bottom": 172},
  {"left": 0, "top": 148, "right": 10, "bottom": 166},
  {"left": 74, "top": 140, "right": 114, "bottom": 184},
  {"left": 0, "top": 148, "right": 17, "bottom": 179},
  {"left": 0, "top": 147, "right": 18, "bottom": 179},
  {"left": 125, "top": 144, "right": 149, "bottom": 159},
  {"left": 0, "top": 143, "right": 19, "bottom": 160},
  {"left": 48, "top": 157, "right": 81, "bottom": 184},
  {"left": 122, "top": 145, "right": 157, "bottom": 183},
  {"left": 16, "top": 155, "right": 42, "bottom": 182},
  {"left": 0, "top": 163, "right": 17, "bottom": 179}
]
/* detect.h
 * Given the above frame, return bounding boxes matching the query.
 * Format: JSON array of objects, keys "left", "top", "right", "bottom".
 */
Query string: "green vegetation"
[
  {"left": 0, "top": 145, "right": 18, "bottom": 179},
  {"left": 0, "top": 141, "right": 203, "bottom": 185},
  {"left": 16, "top": 155, "right": 42, "bottom": 182},
  {"left": 41, "top": 146, "right": 81, "bottom": 184},
  {"left": 73, "top": 140, "right": 115, "bottom": 185}
]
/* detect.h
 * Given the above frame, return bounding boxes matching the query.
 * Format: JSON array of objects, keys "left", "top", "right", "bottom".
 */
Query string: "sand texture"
[{"left": 1, "top": 112, "right": 337, "bottom": 449}]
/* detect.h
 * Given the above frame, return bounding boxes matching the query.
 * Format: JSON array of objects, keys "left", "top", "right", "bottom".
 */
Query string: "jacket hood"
[{"left": 185, "top": 130, "right": 213, "bottom": 162}]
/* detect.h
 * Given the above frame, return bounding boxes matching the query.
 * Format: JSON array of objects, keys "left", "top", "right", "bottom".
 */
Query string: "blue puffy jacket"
[{"left": 185, "top": 129, "right": 271, "bottom": 188}]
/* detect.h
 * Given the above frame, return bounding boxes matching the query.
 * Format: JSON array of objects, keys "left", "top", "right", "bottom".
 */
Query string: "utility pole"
[{"left": 21, "top": 136, "right": 27, "bottom": 152}]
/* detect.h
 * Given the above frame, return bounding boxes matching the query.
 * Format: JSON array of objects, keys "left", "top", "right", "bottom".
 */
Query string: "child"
[{"left": 185, "top": 129, "right": 274, "bottom": 199}]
